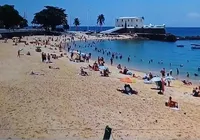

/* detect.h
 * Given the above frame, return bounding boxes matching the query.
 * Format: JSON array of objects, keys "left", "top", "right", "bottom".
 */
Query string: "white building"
[
  {"left": 115, "top": 17, "right": 144, "bottom": 28},
  {"left": 115, "top": 17, "right": 165, "bottom": 29}
]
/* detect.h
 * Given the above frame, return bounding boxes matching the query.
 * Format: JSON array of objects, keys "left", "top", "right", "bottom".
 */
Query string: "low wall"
[
  {"left": 113, "top": 28, "right": 176, "bottom": 42},
  {"left": 0, "top": 31, "right": 62, "bottom": 39}
]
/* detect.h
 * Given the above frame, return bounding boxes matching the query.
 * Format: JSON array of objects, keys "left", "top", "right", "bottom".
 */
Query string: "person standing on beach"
[
  {"left": 44, "top": 53, "right": 46, "bottom": 62},
  {"left": 110, "top": 57, "right": 113, "bottom": 65},
  {"left": 17, "top": 49, "right": 21, "bottom": 57},
  {"left": 177, "top": 68, "right": 179, "bottom": 75},
  {"left": 47, "top": 53, "right": 51, "bottom": 62}
]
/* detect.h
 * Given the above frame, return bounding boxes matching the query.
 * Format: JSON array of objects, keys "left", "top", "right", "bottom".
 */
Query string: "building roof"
[{"left": 117, "top": 17, "right": 143, "bottom": 19}]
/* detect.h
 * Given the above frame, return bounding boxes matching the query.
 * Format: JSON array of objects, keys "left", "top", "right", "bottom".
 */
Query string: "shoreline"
[
  {"left": 67, "top": 37, "right": 200, "bottom": 85},
  {"left": 1, "top": 33, "right": 200, "bottom": 139}
]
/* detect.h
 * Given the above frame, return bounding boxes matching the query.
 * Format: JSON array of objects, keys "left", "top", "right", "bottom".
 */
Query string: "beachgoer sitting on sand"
[
  {"left": 30, "top": 71, "right": 44, "bottom": 76},
  {"left": 49, "top": 66, "right": 60, "bottom": 69},
  {"left": 149, "top": 72, "right": 153, "bottom": 80},
  {"left": 92, "top": 61, "right": 99, "bottom": 71},
  {"left": 26, "top": 51, "right": 31, "bottom": 55},
  {"left": 120, "top": 67, "right": 128, "bottom": 75},
  {"left": 182, "top": 80, "right": 192, "bottom": 85},
  {"left": 192, "top": 87, "right": 200, "bottom": 97},
  {"left": 165, "top": 97, "right": 178, "bottom": 108},
  {"left": 117, "top": 64, "right": 122, "bottom": 70},
  {"left": 117, "top": 84, "right": 138, "bottom": 95},
  {"left": 100, "top": 68, "right": 110, "bottom": 77},
  {"left": 143, "top": 74, "right": 148, "bottom": 80},
  {"left": 132, "top": 74, "right": 140, "bottom": 78},
  {"left": 80, "top": 68, "right": 89, "bottom": 76}
]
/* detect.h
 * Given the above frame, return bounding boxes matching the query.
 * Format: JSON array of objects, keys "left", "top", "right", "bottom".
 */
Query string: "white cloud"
[{"left": 187, "top": 12, "right": 200, "bottom": 18}]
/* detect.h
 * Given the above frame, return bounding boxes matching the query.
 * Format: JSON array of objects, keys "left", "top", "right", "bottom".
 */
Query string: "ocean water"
[
  {"left": 68, "top": 37, "right": 200, "bottom": 81},
  {"left": 69, "top": 26, "right": 200, "bottom": 37},
  {"left": 67, "top": 27, "right": 200, "bottom": 81}
]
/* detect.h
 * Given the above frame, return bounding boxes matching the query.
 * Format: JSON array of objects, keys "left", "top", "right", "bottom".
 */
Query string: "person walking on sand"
[
  {"left": 17, "top": 49, "right": 23, "bottom": 58},
  {"left": 17, "top": 49, "right": 21, "bottom": 57}
]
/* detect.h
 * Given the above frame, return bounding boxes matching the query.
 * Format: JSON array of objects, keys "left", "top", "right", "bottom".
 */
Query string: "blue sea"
[
  {"left": 70, "top": 26, "right": 200, "bottom": 81},
  {"left": 69, "top": 26, "right": 200, "bottom": 37}
]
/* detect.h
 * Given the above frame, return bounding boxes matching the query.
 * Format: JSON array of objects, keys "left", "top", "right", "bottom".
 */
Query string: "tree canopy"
[
  {"left": 97, "top": 14, "right": 105, "bottom": 27},
  {"left": 0, "top": 4, "right": 27, "bottom": 29},
  {"left": 73, "top": 18, "right": 80, "bottom": 30},
  {"left": 32, "top": 6, "right": 69, "bottom": 31}
]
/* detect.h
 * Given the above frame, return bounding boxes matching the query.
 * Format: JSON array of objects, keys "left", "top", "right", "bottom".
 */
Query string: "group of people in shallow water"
[
  {"left": 64, "top": 36, "right": 200, "bottom": 110},
  {"left": 68, "top": 40, "right": 200, "bottom": 79}
]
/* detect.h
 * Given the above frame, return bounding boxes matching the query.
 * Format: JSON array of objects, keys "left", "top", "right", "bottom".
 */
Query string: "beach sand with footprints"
[{"left": 0, "top": 33, "right": 200, "bottom": 140}]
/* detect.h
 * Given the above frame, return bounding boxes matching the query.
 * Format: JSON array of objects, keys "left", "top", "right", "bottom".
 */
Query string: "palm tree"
[
  {"left": 97, "top": 14, "right": 105, "bottom": 31},
  {"left": 73, "top": 18, "right": 80, "bottom": 31}
]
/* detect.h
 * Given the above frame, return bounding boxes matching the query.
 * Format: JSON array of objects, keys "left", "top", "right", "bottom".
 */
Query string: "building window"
[
  {"left": 122, "top": 24, "right": 123, "bottom": 27},
  {"left": 136, "top": 25, "right": 138, "bottom": 27},
  {"left": 136, "top": 19, "right": 138, "bottom": 22},
  {"left": 117, "top": 19, "right": 118, "bottom": 22},
  {"left": 128, "top": 19, "right": 129, "bottom": 22},
  {"left": 128, "top": 25, "right": 129, "bottom": 27},
  {"left": 122, "top": 19, "right": 123, "bottom": 22},
  {"left": 131, "top": 19, "right": 133, "bottom": 22}
]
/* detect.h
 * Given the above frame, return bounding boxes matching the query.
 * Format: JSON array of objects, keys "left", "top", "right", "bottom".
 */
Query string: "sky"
[{"left": 1, "top": 0, "right": 200, "bottom": 27}]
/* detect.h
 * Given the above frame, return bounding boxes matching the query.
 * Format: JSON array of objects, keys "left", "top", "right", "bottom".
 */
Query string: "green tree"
[
  {"left": 97, "top": 14, "right": 105, "bottom": 31},
  {"left": 19, "top": 17, "right": 28, "bottom": 28},
  {"left": 0, "top": 4, "right": 26, "bottom": 29},
  {"left": 32, "top": 6, "right": 68, "bottom": 31},
  {"left": 63, "top": 21, "right": 69, "bottom": 30},
  {"left": 73, "top": 18, "right": 80, "bottom": 31}
]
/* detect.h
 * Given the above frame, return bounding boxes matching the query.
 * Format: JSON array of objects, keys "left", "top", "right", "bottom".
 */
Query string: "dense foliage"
[
  {"left": 73, "top": 18, "right": 80, "bottom": 30},
  {"left": 32, "top": 6, "right": 69, "bottom": 31},
  {"left": 0, "top": 5, "right": 27, "bottom": 29},
  {"left": 97, "top": 14, "right": 105, "bottom": 30}
]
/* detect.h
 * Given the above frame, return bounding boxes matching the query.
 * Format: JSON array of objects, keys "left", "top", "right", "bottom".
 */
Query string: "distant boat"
[
  {"left": 191, "top": 46, "right": 200, "bottom": 49},
  {"left": 191, "top": 43, "right": 200, "bottom": 46},
  {"left": 177, "top": 45, "right": 184, "bottom": 48},
  {"left": 191, "top": 44, "right": 200, "bottom": 49}
]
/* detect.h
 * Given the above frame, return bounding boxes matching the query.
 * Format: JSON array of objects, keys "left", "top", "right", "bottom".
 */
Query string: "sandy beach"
[{"left": 1, "top": 33, "right": 200, "bottom": 140}]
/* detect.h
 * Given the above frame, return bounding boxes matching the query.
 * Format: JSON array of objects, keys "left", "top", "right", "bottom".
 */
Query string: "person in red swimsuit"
[{"left": 165, "top": 97, "right": 178, "bottom": 108}]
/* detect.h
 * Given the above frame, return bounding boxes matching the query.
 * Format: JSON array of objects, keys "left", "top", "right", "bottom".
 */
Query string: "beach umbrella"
[
  {"left": 151, "top": 77, "right": 161, "bottom": 82},
  {"left": 164, "top": 76, "right": 175, "bottom": 81}
]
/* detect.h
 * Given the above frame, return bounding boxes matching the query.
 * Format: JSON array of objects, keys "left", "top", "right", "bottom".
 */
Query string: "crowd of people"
[{"left": 20, "top": 33, "right": 200, "bottom": 111}]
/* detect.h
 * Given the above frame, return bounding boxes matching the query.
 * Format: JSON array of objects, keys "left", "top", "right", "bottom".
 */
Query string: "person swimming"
[{"left": 187, "top": 72, "right": 189, "bottom": 78}]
